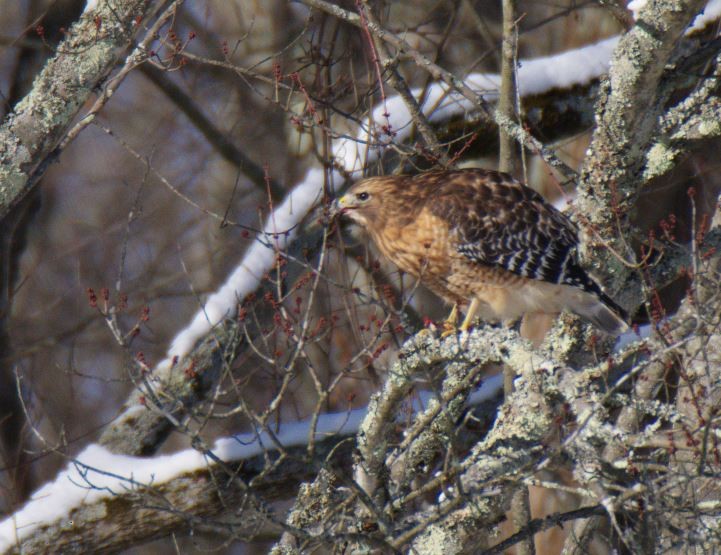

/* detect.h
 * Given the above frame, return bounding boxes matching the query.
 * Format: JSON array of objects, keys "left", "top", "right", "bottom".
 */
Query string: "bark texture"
[{"left": 0, "top": 0, "right": 162, "bottom": 219}]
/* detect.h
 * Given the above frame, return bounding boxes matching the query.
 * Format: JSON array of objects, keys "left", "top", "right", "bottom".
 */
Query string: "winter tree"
[{"left": 1, "top": 0, "right": 721, "bottom": 553}]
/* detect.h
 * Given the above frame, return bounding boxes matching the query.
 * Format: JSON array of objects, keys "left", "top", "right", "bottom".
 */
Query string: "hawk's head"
[{"left": 332, "top": 178, "right": 394, "bottom": 227}]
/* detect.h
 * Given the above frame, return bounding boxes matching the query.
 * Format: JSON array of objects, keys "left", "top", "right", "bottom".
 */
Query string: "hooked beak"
[{"left": 330, "top": 195, "right": 350, "bottom": 218}]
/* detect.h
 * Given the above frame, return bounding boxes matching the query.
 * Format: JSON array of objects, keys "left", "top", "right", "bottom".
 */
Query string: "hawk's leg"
[
  {"left": 460, "top": 298, "right": 481, "bottom": 332},
  {"left": 440, "top": 304, "right": 459, "bottom": 338}
]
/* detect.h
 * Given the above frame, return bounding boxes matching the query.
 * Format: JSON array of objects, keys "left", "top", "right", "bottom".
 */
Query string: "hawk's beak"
[{"left": 330, "top": 196, "right": 349, "bottom": 218}]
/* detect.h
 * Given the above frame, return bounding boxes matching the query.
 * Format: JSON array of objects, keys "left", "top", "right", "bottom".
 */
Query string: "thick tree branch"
[
  {"left": 497, "top": 2, "right": 534, "bottom": 551},
  {"left": 644, "top": 48, "right": 721, "bottom": 182},
  {"left": 497, "top": 0, "right": 518, "bottom": 176},
  {"left": 576, "top": 0, "right": 709, "bottom": 289},
  {"left": 3, "top": 434, "right": 354, "bottom": 554},
  {"left": 0, "top": 0, "right": 168, "bottom": 221}
]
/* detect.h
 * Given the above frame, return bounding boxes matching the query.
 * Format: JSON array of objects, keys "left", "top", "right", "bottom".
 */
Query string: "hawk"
[{"left": 333, "top": 168, "right": 627, "bottom": 339}]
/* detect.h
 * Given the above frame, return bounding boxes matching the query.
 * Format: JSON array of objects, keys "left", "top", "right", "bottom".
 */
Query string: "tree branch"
[
  {"left": 0, "top": 0, "right": 168, "bottom": 221},
  {"left": 139, "top": 64, "right": 285, "bottom": 200},
  {"left": 3, "top": 434, "right": 354, "bottom": 554},
  {"left": 498, "top": 0, "right": 518, "bottom": 175},
  {"left": 576, "top": 0, "right": 709, "bottom": 288}
]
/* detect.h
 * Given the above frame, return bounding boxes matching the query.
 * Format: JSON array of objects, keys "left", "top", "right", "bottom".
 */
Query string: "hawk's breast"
[{"left": 370, "top": 207, "right": 492, "bottom": 304}]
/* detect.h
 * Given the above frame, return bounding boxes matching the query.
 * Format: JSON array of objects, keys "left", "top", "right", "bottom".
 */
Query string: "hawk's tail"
[{"left": 570, "top": 283, "right": 629, "bottom": 336}]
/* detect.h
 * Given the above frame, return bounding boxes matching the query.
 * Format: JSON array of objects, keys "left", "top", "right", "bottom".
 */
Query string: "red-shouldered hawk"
[{"left": 333, "top": 168, "right": 627, "bottom": 339}]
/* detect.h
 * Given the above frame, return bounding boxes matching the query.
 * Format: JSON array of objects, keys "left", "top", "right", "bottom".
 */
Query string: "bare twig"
[
  {"left": 140, "top": 64, "right": 285, "bottom": 200},
  {"left": 357, "top": 1, "right": 450, "bottom": 166},
  {"left": 497, "top": 0, "right": 517, "bottom": 176},
  {"left": 299, "top": 0, "right": 578, "bottom": 183}
]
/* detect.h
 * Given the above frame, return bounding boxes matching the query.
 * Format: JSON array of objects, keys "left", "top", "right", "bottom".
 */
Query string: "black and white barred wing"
[
  {"left": 427, "top": 169, "right": 627, "bottom": 334},
  {"left": 432, "top": 171, "right": 585, "bottom": 287}
]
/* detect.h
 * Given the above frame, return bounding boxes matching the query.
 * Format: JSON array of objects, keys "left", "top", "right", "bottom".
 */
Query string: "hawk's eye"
[{"left": 356, "top": 192, "right": 370, "bottom": 201}]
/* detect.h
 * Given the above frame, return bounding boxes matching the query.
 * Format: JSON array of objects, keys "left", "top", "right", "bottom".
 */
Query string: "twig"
[
  {"left": 139, "top": 64, "right": 284, "bottom": 200},
  {"left": 497, "top": 0, "right": 517, "bottom": 175},
  {"left": 299, "top": 0, "right": 578, "bottom": 183},
  {"left": 59, "top": 1, "right": 182, "bottom": 149},
  {"left": 357, "top": 1, "right": 450, "bottom": 166},
  {"left": 482, "top": 505, "right": 606, "bottom": 555}
]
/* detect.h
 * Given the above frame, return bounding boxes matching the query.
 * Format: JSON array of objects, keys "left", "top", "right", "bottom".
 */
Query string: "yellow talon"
[
  {"left": 459, "top": 298, "right": 481, "bottom": 333},
  {"left": 440, "top": 327, "right": 456, "bottom": 339},
  {"left": 440, "top": 304, "right": 459, "bottom": 338}
]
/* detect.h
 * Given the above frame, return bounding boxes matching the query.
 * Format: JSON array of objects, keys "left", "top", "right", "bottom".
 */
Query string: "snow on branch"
[
  {"left": 157, "top": 2, "right": 721, "bottom": 372},
  {"left": 0, "top": 358, "right": 504, "bottom": 551},
  {"left": 0, "top": 407, "right": 363, "bottom": 551},
  {"left": 160, "top": 35, "right": 621, "bottom": 371}
]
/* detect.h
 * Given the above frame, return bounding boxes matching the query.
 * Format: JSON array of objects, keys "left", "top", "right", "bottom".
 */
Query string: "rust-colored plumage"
[{"left": 335, "top": 168, "right": 627, "bottom": 339}]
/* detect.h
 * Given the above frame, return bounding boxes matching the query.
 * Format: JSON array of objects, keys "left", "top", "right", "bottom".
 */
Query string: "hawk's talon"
[
  {"left": 440, "top": 323, "right": 457, "bottom": 339},
  {"left": 439, "top": 304, "right": 460, "bottom": 338},
  {"left": 459, "top": 298, "right": 481, "bottom": 333}
]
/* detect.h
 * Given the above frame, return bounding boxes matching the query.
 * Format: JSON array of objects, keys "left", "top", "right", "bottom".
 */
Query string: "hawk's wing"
[{"left": 427, "top": 169, "right": 586, "bottom": 288}]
